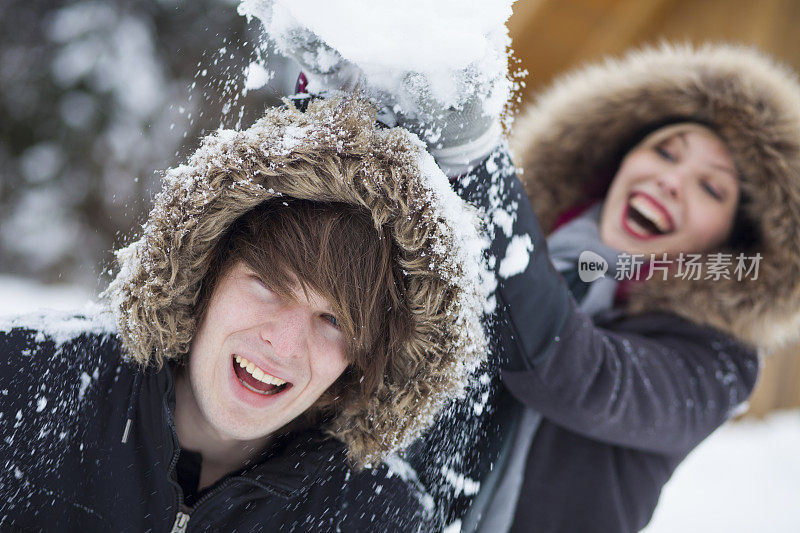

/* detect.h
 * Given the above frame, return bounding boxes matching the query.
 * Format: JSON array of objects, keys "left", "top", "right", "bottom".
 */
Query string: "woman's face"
[{"left": 599, "top": 124, "right": 740, "bottom": 255}]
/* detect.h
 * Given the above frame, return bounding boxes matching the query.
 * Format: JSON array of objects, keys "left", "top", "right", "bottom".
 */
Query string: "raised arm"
[{"left": 454, "top": 146, "right": 759, "bottom": 455}]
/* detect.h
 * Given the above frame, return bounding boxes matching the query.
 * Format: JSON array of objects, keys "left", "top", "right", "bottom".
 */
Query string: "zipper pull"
[{"left": 170, "top": 509, "right": 191, "bottom": 533}]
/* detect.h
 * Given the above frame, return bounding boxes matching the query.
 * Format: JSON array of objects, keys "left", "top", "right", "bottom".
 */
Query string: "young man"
[{"left": 0, "top": 96, "right": 488, "bottom": 531}]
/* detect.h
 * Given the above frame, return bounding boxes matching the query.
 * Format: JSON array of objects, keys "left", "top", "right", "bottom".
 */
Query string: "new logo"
[{"left": 578, "top": 251, "right": 608, "bottom": 282}]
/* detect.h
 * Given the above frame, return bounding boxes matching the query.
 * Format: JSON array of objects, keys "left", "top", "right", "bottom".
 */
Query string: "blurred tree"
[{"left": 0, "top": 0, "right": 295, "bottom": 291}]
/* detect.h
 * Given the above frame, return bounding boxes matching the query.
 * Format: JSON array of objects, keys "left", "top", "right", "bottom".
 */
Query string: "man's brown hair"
[
  {"left": 106, "top": 97, "right": 488, "bottom": 466},
  {"left": 194, "top": 197, "right": 412, "bottom": 420}
]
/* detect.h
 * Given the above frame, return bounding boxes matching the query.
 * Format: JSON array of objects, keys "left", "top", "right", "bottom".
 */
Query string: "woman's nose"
[{"left": 656, "top": 170, "right": 682, "bottom": 199}]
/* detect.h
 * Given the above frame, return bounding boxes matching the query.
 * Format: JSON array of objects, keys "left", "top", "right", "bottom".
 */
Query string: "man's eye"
[
  {"left": 250, "top": 276, "right": 278, "bottom": 297},
  {"left": 322, "top": 314, "right": 340, "bottom": 329},
  {"left": 252, "top": 276, "right": 271, "bottom": 290}
]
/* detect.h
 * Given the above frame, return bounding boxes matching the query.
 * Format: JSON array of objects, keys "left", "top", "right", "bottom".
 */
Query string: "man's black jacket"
[{"left": 0, "top": 319, "right": 432, "bottom": 532}]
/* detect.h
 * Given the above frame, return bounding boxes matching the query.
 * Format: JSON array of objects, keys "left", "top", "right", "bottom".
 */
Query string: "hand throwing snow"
[{"left": 239, "top": 0, "right": 514, "bottom": 175}]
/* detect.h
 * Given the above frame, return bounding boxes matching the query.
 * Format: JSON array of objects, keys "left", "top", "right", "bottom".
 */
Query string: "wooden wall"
[
  {"left": 509, "top": 0, "right": 800, "bottom": 95},
  {"left": 507, "top": 0, "right": 800, "bottom": 417}
]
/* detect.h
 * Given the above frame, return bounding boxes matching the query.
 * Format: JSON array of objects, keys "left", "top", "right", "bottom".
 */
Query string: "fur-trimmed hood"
[
  {"left": 104, "top": 96, "right": 489, "bottom": 467},
  {"left": 512, "top": 43, "right": 800, "bottom": 353}
]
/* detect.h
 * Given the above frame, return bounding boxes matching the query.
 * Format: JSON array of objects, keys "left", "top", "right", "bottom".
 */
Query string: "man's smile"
[{"left": 232, "top": 354, "right": 292, "bottom": 396}]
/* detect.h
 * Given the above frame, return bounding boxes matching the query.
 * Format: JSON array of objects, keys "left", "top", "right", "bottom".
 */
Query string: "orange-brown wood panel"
[
  {"left": 509, "top": 0, "right": 626, "bottom": 91},
  {"left": 748, "top": 346, "right": 800, "bottom": 418},
  {"left": 509, "top": 0, "right": 800, "bottom": 417},
  {"left": 572, "top": 0, "right": 681, "bottom": 61},
  {"left": 509, "top": 0, "right": 800, "bottom": 95}
]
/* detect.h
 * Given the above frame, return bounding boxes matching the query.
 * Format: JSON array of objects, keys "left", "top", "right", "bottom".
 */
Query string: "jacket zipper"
[
  {"left": 169, "top": 507, "right": 191, "bottom": 533},
  {"left": 163, "top": 391, "right": 192, "bottom": 533},
  {"left": 162, "top": 384, "right": 232, "bottom": 532},
  {"left": 160, "top": 385, "right": 285, "bottom": 530},
  {"left": 160, "top": 364, "right": 252, "bottom": 530},
  {"left": 187, "top": 479, "right": 235, "bottom": 516}
]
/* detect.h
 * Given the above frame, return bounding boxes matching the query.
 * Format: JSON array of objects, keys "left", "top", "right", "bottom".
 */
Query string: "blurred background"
[
  {"left": 1, "top": 0, "right": 799, "bottom": 530},
  {"left": 507, "top": 0, "right": 800, "bottom": 420},
  {"left": 507, "top": 3, "right": 800, "bottom": 529},
  {"left": 0, "top": 0, "right": 300, "bottom": 291}
]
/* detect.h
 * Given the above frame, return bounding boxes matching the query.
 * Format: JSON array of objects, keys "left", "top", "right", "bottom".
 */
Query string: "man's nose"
[{"left": 259, "top": 308, "right": 308, "bottom": 358}]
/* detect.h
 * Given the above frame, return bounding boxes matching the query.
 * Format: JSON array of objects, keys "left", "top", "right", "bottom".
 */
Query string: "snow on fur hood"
[
  {"left": 512, "top": 43, "right": 800, "bottom": 353},
  {"left": 104, "top": 96, "right": 490, "bottom": 467}
]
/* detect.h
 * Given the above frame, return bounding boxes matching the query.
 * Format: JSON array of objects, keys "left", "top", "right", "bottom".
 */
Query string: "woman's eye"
[
  {"left": 702, "top": 181, "right": 723, "bottom": 200},
  {"left": 656, "top": 145, "right": 677, "bottom": 162}
]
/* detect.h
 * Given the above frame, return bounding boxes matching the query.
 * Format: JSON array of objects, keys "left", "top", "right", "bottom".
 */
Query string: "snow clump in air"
[{"left": 238, "top": 0, "right": 513, "bottom": 117}]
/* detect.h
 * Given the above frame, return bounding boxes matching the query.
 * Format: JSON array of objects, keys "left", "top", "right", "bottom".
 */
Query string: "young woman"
[
  {"left": 495, "top": 43, "right": 800, "bottom": 532},
  {"left": 269, "top": 33, "right": 800, "bottom": 532}
]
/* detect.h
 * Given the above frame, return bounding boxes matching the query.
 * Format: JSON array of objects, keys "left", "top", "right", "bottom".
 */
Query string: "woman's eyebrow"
[
  {"left": 711, "top": 163, "right": 737, "bottom": 178},
  {"left": 679, "top": 132, "right": 737, "bottom": 177}
]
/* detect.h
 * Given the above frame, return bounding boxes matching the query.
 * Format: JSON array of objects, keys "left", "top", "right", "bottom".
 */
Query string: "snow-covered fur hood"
[
  {"left": 104, "top": 96, "right": 489, "bottom": 467},
  {"left": 512, "top": 43, "right": 800, "bottom": 353}
]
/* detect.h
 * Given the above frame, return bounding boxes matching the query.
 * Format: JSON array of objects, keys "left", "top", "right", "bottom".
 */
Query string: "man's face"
[
  {"left": 185, "top": 261, "right": 348, "bottom": 442},
  {"left": 599, "top": 124, "right": 740, "bottom": 255}
]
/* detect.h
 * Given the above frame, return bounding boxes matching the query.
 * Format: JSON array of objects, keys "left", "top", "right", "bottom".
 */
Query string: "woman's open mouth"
[
  {"left": 232, "top": 354, "right": 291, "bottom": 396},
  {"left": 623, "top": 193, "right": 674, "bottom": 239}
]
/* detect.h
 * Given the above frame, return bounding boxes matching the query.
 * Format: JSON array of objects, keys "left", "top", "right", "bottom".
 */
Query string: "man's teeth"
[
  {"left": 234, "top": 355, "right": 286, "bottom": 386},
  {"left": 629, "top": 195, "right": 670, "bottom": 232}
]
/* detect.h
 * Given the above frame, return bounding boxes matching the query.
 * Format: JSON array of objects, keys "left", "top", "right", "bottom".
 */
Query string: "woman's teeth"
[
  {"left": 629, "top": 195, "right": 671, "bottom": 233},
  {"left": 234, "top": 354, "right": 286, "bottom": 386}
]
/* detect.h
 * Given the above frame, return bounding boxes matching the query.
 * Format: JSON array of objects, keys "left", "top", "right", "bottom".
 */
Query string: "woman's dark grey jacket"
[{"left": 411, "top": 42, "right": 800, "bottom": 532}]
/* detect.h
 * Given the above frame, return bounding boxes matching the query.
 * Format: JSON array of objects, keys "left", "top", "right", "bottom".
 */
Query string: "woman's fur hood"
[
  {"left": 512, "top": 42, "right": 800, "bottom": 353},
  {"left": 104, "top": 96, "right": 489, "bottom": 467}
]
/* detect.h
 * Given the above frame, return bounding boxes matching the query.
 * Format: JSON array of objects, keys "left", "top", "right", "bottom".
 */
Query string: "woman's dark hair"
[{"left": 727, "top": 191, "right": 760, "bottom": 251}]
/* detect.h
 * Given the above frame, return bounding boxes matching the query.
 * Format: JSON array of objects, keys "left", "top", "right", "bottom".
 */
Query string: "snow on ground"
[
  {"left": 0, "top": 275, "right": 94, "bottom": 316},
  {"left": 644, "top": 410, "right": 800, "bottom": 533},
  {"left": 1, "top": 274, "right": 799, "bottom": 531}
]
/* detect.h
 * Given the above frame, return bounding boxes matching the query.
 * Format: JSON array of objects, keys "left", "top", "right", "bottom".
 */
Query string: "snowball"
[
  {"left": 243, "top": 61, "right": 273, "bottom": 92},
  {"left": 239, "top": 0, "right": 513, "bottom": 113}
]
